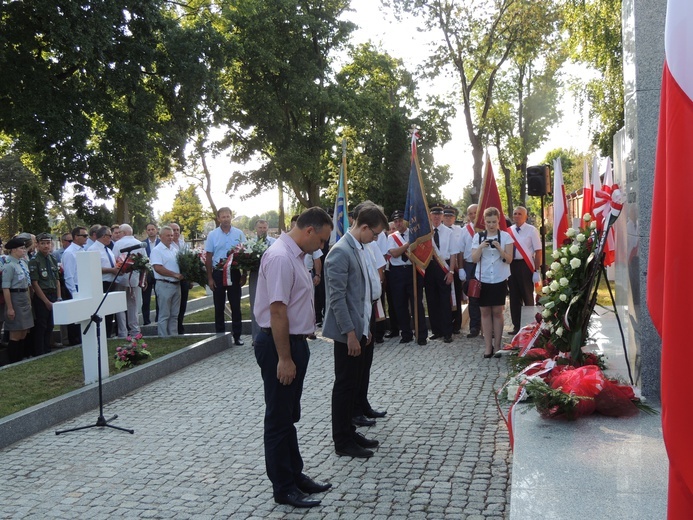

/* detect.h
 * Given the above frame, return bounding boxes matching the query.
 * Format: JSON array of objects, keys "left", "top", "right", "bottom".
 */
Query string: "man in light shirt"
[
  {"left": 113, "top": 224, "right": 146, "bottom": 338},
  {"left": 87, "top": 226, "right": 119, "bottom": 337},
  {"left": 150, "top": 226, "right": 183, "bottom": 337}
]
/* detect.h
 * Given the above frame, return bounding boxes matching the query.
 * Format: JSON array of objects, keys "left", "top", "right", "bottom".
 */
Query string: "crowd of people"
[{"left": 251, "top": 202, "right": 543, "bottom": 508}]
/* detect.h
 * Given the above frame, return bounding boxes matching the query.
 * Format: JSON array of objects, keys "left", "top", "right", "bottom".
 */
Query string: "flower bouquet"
[
  {"left": 228, "top": 238, "right": 270, "bottom": 272},
  {"left": 177, "top": 248, "right": 208, "bottom": 287},
  {"left": 114, "top": 334, "right": 152, "bottom": 370}
]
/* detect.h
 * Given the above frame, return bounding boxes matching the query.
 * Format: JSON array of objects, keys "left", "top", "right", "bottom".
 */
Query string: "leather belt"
[
  {"left": 260, "top": 327, "right": 308, "bottom": 340},
  {"left": 157, "top": 279, "right": 180, "bottom": 284},
  {"left": 9, "top": 288, "right": 28, "bottom": 293}
]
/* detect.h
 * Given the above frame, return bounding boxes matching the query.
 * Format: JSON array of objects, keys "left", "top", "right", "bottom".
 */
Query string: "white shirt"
[
  {"left": 171, "top": 239, "right": 189, "bottom": 252},
  {"left": 62, "top": 242, "right": 84, "bottom": 294},
  {"left": 303, "top": 249, "right": 323, "bottom": 271},
  {"left": 432, "top": 223, "right": 460, "bottom": 261},
  {"left": 472, "top": 231, "right": 512, "bottom": 283},
  {"left": 458, "top": 223, "right": 477, "bottom": 262},
  {"left": 349, "top": 231, "right": 372, "bottom": 337},
  {"left": 365, "top": 241, "right": 385, "bottom": 301},
  {"left": 387, "top": 230, "right": 411, "bottom": 266},
  {"left": 511, "top": 222, "right": 541, "bottom": 262},
  {"left": 150, "top": 242, "right": 180, "bottom": 282},
  {"left": 113, "top": 235, "right": 147, "bottom": 286},
  {"left": 87, "top": 241, "right": 117, "bottom": 283}
]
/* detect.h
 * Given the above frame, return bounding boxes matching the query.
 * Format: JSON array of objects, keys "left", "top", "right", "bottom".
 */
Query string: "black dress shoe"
[
  {"left": 307, "top": 334, "right": 317, "bottom": 340},
  {"left": 335, "top": 443, "right": 374, "bottom": 458},
  {"left": 467, "top": 329, "right": 480, "bottom": 338},
  {"left": 508, "top": 329, "right": 520, "bottom": 336},
  {"left": 353, "top": 431, "right": 379, "bottom": 448},
  {"left": 443, "top": 336, "right": 453, "bottom": 343},
  {"left": 399, "top": 337, "right": 413, "bottom": 344},
  {"left": 365, "top": 408, "right": 387, "bottom": 418},
  {"left": 178, "top": 328, "right": 185, "bottom": 335},
  {"left": 430, "top": 334, "right": 442, "bottom": 340},
  {"left": 384, "top": 331, "right": 399, "bottom": 338},
  {"left": 297, "top": 475, "right": 332, "bottom": 494},
  {"left": 352, "top": 415, "right": 376, "bottom": 427},
  {"left": 375, "top": 337, "right": 384, "bottom": 344},
  {"left": 453, "top": 329, "right": 461, "bottom": 334},
  {"left": 234, "top": 338, "right": 244, "bottom": 346},
  {"left": 274, "top": 490, "right": 321, "bottom": 508},
  {"left": 417, "top": 339, "right": 428, "bottom": 346}
]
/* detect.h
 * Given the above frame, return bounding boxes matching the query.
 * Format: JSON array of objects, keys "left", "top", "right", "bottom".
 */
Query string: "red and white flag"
[
  {"left": 648, "top": 1, "right": 693, "bottom": 517},
  {"left": 594, "top": 157, "right": 617, "bottom": 266},
  {"left": 474, "top": 154, "right": 508, "bottom": 232},
  {"left": 552, "top": 158, "right": 569, "bottom": 247},
  {"left": 581, "top": 160, "right": 593, "bottom": 219}
]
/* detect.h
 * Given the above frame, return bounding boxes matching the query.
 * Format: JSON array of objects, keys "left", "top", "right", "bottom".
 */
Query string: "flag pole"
[{"left": 342, "top": 138, "right": 348, "bottom": 223}]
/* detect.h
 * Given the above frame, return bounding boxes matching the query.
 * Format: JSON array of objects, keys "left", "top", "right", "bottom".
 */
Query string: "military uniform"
[{"left": 29, "top": 233, "right": 61, "bottom": 356}]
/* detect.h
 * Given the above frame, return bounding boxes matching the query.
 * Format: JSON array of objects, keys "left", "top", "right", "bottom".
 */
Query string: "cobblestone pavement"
[{"left": 1, "top": 331, "right": 512, "bottom": 519}]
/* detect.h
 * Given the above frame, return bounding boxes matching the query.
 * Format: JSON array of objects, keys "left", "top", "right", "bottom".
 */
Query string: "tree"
[
  {"left": 388, "top": 0, "right": 560, "bottom": 202},
  {"left": 159, "top": 186, "right": 207, "bottom": 240},
  {"left": 0, "top": 153, "right": 35, "bottom": 237},
  {"left": 16, "top": 183, "right": 49, "bottom": 234},
  {"left": 220, "top": 0, "right": 355, "bottom": 208},
  {"left": 562, "top": 0, "right": 623, "bottom": 157}
]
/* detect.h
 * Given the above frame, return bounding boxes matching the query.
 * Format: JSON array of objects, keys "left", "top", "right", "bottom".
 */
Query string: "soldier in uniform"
[{"left": 29, "top": 233, "right": 62, "bottom": 356}]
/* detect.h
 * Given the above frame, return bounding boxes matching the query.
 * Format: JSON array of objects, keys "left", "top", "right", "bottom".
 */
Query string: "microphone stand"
[{"left": 56, "top": 249, "right": 136, "bottom": 435}]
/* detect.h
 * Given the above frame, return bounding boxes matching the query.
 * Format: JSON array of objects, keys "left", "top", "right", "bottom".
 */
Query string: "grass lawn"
[
  {"left": 184, "top": 296, "right": 251, "bottom": 323},
  {"left": 0, "top": 335, "right": 211, "bottom": 419}
]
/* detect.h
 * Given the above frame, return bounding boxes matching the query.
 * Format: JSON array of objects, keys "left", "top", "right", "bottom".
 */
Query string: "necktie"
[
  {"left": 401, "top": 233, "right": 409, "bottom": 263},
  {"left": 107, "top": 248, "right": 115, "bottom": 267},
  {"left": 434, "top": 228, "right": 440, "bottom": 249},
  {"left": 516, "top": 225, "right": 521, "bottom": 232}
]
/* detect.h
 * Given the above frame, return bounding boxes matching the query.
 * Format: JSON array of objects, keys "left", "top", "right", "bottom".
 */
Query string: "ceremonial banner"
[
  {"left": 552, "top": 158, "right": 570, "bottom": 247},
  {"left": 648, "top": 1, "right": 693, "bottom": 517},
  {"left": 474, "top": 155, "right": 508, "bottom": 231},
  {"left": 403, "top": 131, "right": 434, "bottom": 274},
  {"left": 330, "top": 138, "right": 350, "bottom": 245},
  {"left": 581, "top": 159, "right": 594, "bottom": 219}
]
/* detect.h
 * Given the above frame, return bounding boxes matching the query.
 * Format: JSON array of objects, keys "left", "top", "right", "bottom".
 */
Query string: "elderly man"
[
  {"left": 254, "top": 207, "right": 333, "bottom": 508},
  {"left": 205, "top": 207, "right": 247, "bottom": 343},
  {"left": 87, "top": 226, "right": 119, "bottom": 337},
  {"left": 113, "top": 224, "right": 146, "bottom": 338},
  {"left": 323, "top": 203, "right": 388, "bottom": 459},
  {"left": 150, "top": 226, "right": 184, "bottom": 337},
  {"left": 169, "top": 222, "right": 189, "bottom": 335},
  {"left": 62, "top": 226, "right": 88, "bottom": 345},
  {"left": 249, "top": 219, "right": 277, "bottom": 344},
  {"left": 507, "top": 206, "right": 542, "bottom": 335}
]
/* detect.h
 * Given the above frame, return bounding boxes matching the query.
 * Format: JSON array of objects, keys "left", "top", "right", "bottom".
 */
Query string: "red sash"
[
  {"left": 466, "top": 223, "right": 475, "bottom": 237},
  {"left": 506, "top": 228, "right": 535, "bottom": 272}
]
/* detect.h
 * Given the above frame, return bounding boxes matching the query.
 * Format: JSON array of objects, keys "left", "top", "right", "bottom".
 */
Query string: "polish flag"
[
  {"left": 581, "top": 160, "right": 593, "bottom": 219},
  {"left": 552, "top": 158, "right": 569, "bottom": 247},
  {"left": 599, "top": 158, "right": 617, "bottom": 266},
  {"left": 591, "top": 156, "right": 603, "bottom": 230},
  {"left": 647, "top": 1, "right": 693, "bottom": 517}
]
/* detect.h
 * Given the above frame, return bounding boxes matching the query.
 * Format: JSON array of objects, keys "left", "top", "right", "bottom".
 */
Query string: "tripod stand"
[{"left": 56, "top": 250, "right": 136, "bottom": 435}]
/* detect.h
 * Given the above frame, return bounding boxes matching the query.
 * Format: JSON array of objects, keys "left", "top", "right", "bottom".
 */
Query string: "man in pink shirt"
[{"left": 253, "top": 207, "right": 333, "bottom": 509}]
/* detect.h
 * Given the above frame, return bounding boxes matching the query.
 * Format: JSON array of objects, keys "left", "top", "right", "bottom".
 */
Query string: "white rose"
[
  {"left": 559, "top": 293, "right": 568, "bottom": 302},
  {"left": 561, "top": 257, "right": 568, "bottom": 265},
  {"left": 552, "top": 250, "right": 561, "bottom": 259},
  {"left": 559, "top": 277, "right": 569, "bottom": 287},
  {"left": 545, "top": 270, "right": 553, "bottom": 278},
  {"left": 551, "top": 262, "right": 561, "bottom": 271},
  {"left": 542, "top": 309, "right": 552, "bottom": 318},
  {"left": 583, "top": 213, "right": 592, "bottom": 222},
  {"left": 590, "top": 220, "right": 597, "bottom": 229},
  {"left": 576, "top": 234, "right": 586, "bottom": 243},
  {"left": 569, "top": 245, "right": 580, "bottom": 255},
  {"left": 545, "top": 301, "right": 555, "bottom": 309},
  {"left": 556, "top": 327, "right": 564, "bottom": 337},
  {"left": 550, "top": 281, "right": 560, "bottom": 291},
  {"left": 570, "top": 258, "right": 581, "bottom": 269},
  {"left": 566, "top": 228, "right": 577, "bottom": 238},
  {"left": 542, "top": 286, "right": 550, "bottom": 294}
]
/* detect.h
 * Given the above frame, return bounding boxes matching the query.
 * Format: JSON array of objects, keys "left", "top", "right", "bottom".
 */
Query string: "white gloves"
[
  {"left": 532, "top": 271, "right": 541, "bottom": 284},
  {"left": 458, "top": 269, "right": 466, "bottom": 282}
]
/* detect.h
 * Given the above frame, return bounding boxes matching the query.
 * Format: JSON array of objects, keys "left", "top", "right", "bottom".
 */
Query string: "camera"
[{"left": 486, "top": 239, "right": 495, "bottom": 248}]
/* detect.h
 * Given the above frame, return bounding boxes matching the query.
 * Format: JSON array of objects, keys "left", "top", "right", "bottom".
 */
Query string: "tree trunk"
[
  {"left": 115, "top": 195, "right": 129, "bottom": 224},
  {"left": 278, "top": 181, "right": 285, "bottom": 232},
  {"left": 198, "top": 147, "right": 218, "bottom": 220}
]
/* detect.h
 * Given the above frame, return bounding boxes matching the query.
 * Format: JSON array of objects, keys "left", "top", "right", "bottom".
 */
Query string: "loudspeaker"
[{"left": 527, "top": 165, "right": 551, "bottom": 196}]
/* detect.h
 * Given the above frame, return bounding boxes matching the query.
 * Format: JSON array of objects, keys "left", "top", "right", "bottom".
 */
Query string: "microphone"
[{"left": 119, "top": 242, "right": 146, "bottom": 254}]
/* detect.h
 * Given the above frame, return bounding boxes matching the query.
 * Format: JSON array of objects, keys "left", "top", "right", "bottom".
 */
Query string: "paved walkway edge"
[{"left": 0, "top": 333, "right": 232, "bottom": 450}]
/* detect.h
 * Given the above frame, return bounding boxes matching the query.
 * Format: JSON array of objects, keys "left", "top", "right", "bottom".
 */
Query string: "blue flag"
[
  {"left": 331, "top": 139, "right": 349, "bottom": 244},
  {"left": 403, "top": 133, "right": 433, "bottom": 273}
]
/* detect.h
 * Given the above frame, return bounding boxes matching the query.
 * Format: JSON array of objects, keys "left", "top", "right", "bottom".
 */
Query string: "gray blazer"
[{"left": 322, "top": 232, "right": 369, "bottom": 344}]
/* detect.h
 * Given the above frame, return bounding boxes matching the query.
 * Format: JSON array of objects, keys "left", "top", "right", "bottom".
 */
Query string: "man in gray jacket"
[{"left": 323, "top": 203, "right": 388, "bottom": 459}]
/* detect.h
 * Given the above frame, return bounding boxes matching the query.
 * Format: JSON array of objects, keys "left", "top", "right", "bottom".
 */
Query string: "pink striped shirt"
[{"left": 254, "top": 233, "right": 315, "bottom": 334}]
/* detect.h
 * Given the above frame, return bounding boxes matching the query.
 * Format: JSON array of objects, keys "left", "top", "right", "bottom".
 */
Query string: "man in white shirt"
[
  {"left": 61, "top": 226, "right": 88, "bottom": 345},
  {"left": 87, "top": 226, "right": 119, "bottom": 337},
  {"left": 169, "top": 222, "right": 189, "bottom": 335},
  {"left": 424, "top": 204, "right": 459, "bottom": 343},
  {"left": 507, "top": 206, "right": 542, "bottom": 334},
  {"left": 150, "top": 226, "right": 183, "bottom": 337},
  {"left": 113, "top": 224, "right": 146, "bottom": 338},
  {"left": 142, "top": 222, "right": 160, "bottom": 325},
  {"left": 444, "top": 205, "right": 464, "bottom": 334},
  {"left": 457, "top": 204, "right": 481, "bottom": 337},
  {"left": 249, "top": 219, "right": 277, "bottom": 343}
]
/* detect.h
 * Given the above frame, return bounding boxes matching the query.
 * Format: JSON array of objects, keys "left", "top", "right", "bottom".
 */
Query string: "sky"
[{"left": 152, "top": 0, "right": 591, "bottom": 219}]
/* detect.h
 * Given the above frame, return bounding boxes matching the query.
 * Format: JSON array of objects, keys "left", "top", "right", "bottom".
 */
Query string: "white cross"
[{"left": 53, "top": 251, "right": 127, "bottom": 384}]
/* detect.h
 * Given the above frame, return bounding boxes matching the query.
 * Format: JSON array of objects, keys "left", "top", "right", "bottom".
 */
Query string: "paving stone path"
[{"left": 1, "top": 332, "right": 512, "bottom": 519}]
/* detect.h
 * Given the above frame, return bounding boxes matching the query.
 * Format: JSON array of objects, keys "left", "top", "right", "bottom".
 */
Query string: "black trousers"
[
  {"left": 177, "top": 280, "right": 189, "bottom": 334},
  {"left": 354, "top": 309, "right": 377, "bottom": 417},
  {"left": 32, "top": 292, "right": 57, "bottom": 356},
  {"left": 332, "top": 335, "right": 367, "bottom": 449},
  {"left": 451, "top": 262, "right": 463, "bottom": 332},
  {"left": 389, "top": 265, "right": 427, "bottom": 341},
  {"left": 508, "top": 260, "right": 535, "bottom": 330},
  {"left": 62, "top": 283, "right": 81, "bottom": 345},
  {"left": 212, "top": 270, "right": 242, "bottom": 337},
  {"left": 463, "top": 262, "right": 481, "bottom": 331},
  {"left": 424, "top": 261, "right": 453, "bottom": 337},
  {"left": 254, "top": 331, "right": 309, "bottom": 495},
  {"left": 384, "top": 270, "right": 400, "bottom": 334},
  {"left": 102, "top": 281, "right": 115, "bottom": 337},
  {"left": 314, "top": 275, "right": 326, "bottom": 324}
]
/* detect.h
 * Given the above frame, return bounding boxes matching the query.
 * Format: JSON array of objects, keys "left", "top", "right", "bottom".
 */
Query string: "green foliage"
[
  {"left": 176, "top": 249, "right": 208, "bottom": 288},
  {"left": 16, "top": 183, "right": 49, "bottom": 234},
  {"left": 0, "top": 153, "right": 36, "bottom": 237},
  {"left": 73, "top": 194, "right": 114, "bottom": 228},
  {"left": 159, "top": 185, "right": 206, "bottom": 239},
  {"left": 562, "top": 0, "right": 624, "bottom": 156}
]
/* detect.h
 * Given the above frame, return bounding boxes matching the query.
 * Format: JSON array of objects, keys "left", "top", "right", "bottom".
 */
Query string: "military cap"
[
  {"left": 390, "top": 210, "right": 405, "bottom": 221},
  {"left": 429, "top": 203, "right": 444, "bottom": 214},
  {"left": 443, "top": 205, "right": 459, "bottom": 217},
  {"left": 5, "top": 236, "right": 27, "bottom": 250},
  {"left": 36, "top": 232, "right": 53, "bottom": 242}
]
